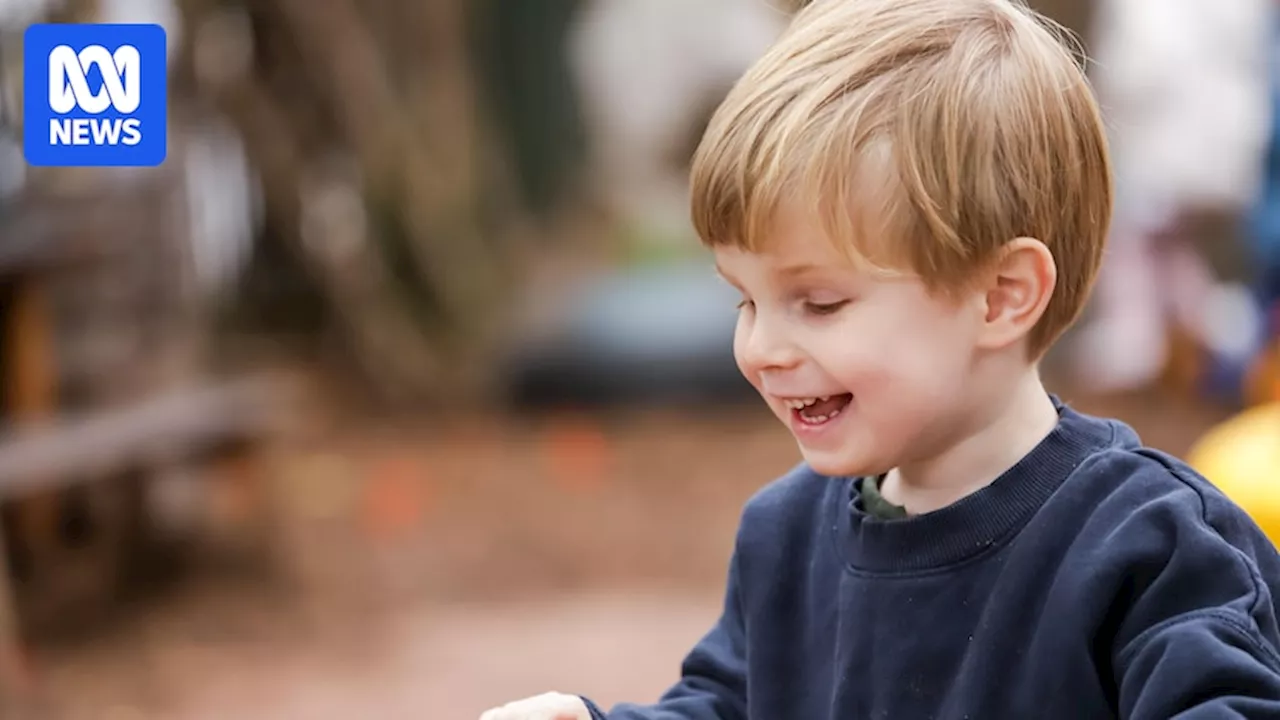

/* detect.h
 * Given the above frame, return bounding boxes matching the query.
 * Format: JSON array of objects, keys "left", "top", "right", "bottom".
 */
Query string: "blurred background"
[{"left": 0, "top": 0, "right": 1275, "bottom": 716}]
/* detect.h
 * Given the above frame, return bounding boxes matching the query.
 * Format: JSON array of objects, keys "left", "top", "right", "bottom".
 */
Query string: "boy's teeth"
[
  {"left": 784, "top": 396, "right": 829, "bottom": 410},
  {"left": 805, "top": 408, "right": 841, "bottom": 423}
]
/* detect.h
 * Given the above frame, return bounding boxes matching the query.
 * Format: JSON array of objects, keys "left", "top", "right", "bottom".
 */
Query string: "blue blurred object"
[
  {"left": 502, "top": 261, "right": 755, "bottom": 409},
  {"left": 1222, "top": 8, "right": 1280, "bottom": 408},
  {"left": 1249, "top": 8, "right": 1280, "bottom": 315},
  {"left": 1201, "top": 350, "right": 1253, "bottom": 407}
]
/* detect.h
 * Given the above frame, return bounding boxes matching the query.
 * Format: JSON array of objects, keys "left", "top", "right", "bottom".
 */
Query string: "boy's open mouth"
[{"left": 783, "top": 394, "right": 853, "bottom": 425}]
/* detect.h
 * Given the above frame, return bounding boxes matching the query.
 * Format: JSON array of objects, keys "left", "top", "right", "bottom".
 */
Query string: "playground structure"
[{"left": 0, "top": 161, "right": 292, "bottom": 715}]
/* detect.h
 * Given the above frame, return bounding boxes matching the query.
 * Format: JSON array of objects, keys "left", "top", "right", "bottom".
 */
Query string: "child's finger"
[
  {"left": 477, "top": 692, "right": 588, "bottom": 720},
  {"left": 478, "top": 704, "right": 523, "bottom": 720}
]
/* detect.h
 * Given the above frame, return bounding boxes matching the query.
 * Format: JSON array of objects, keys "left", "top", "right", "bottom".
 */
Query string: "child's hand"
[{"left": 479, "top": 691, "right": 591, "bottom": 720}]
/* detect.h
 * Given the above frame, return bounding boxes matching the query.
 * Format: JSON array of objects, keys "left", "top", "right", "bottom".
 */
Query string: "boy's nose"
[{"left": 737, "top": 316, "right": 803, "bottom": 374}]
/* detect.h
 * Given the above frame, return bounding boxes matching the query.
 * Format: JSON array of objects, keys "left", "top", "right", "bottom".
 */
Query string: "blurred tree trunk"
[
  {"left": 474, "top": 0, "right": 588, "bottom": 219},
  {"left": 175, "top": 0, "right": 524, "bottom": 407}
]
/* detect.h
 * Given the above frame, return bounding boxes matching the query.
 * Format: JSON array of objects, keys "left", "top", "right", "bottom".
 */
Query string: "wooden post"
[
  {"left": 0, "top": 274, "right": 59, "bottom": 712},
  {"left": 6, "top": 277, "right": 60, "bottom": 559}
]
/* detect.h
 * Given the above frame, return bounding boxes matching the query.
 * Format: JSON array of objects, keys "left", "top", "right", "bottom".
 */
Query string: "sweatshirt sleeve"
[
  {"left": 579, "top": 548, "right": 749, "bottom": 720},
  {"left": 1110, "top": 457, "right": 1280, "bottom": 718}
]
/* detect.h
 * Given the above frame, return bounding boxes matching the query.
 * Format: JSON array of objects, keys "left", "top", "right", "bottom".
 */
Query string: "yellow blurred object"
[{"left": 1185, "top": 402, "right": 1280, "bottom": 544}]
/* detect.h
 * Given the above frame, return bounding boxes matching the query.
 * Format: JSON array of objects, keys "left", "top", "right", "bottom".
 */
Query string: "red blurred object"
[
  {"left": 361, "top": 455, "right": 431, "bottom": 540},
  {"left": 541, "top": 417, "right": 612, "bottom": 493}
]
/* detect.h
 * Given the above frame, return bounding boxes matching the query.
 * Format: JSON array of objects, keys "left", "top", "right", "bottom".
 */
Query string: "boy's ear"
[{"left": 975, "top": 237, "right": 1056, "bottom": 351}]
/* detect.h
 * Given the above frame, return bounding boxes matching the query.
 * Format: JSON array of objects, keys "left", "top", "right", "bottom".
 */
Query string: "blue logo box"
[{"left": 23, "top": 23, "right": 167, "bottom": 167}]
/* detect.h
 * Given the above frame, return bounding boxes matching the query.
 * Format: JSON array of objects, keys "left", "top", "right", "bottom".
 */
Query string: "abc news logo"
[
  {"left": 23, "top": 24, "right": 167, "bottom": 167},
  {"left": 48, "top": 44, "right": 143, "bottom": 147}
]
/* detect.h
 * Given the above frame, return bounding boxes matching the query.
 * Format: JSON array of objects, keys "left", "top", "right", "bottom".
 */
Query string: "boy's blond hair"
[{"left": 690, "top": 0, "right": 1112, "bottom": 356}]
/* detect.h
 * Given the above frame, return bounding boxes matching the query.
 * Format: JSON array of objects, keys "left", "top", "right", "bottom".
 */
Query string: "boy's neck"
[{"left": 880, "top": 369, "right": 1059, "bottom": 515}]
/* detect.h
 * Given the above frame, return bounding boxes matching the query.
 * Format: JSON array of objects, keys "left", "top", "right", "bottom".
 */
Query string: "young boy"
[{"left": 481, "top": 0, "right": 1280, "bottom": 717}]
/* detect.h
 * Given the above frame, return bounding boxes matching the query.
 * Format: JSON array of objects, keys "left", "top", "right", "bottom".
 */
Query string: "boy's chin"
[{"left": 798, "top": 447, "right": 884, "bottom": 479}]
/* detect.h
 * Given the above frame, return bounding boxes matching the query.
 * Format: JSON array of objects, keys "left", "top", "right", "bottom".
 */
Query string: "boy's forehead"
[
  {"left": 747, "top": 204, "right": 845, "bottom": 258},
  {"left": 713, "top": 240, "right": 849, "bottom": 281},
  {"left": 713, "top": 189, "right": 916, "bottom": 282}
]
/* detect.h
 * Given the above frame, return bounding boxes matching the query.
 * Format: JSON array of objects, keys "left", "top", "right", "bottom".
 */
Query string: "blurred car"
[{"left": 502, "top": 261, "right": 755, "bottom": 410}]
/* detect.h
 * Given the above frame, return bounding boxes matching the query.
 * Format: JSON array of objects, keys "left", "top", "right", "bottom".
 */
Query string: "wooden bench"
[{"left": 0, "top": 376, "right": 286, "bottom": 496}]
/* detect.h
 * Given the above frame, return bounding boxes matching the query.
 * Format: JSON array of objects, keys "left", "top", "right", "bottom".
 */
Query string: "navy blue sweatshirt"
[{"left": 582, "top": 401, "right": 1280, "bottom": 719}]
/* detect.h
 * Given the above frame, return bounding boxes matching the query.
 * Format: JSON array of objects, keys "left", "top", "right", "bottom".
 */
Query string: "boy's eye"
[
  {"left": 804, "top": 300, "right": 849, "bottom": 316},
  {"left": 736, "top": 299, "right": 755, "bottom": 311}
]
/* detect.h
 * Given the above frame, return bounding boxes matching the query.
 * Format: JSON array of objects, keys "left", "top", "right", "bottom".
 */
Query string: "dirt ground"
[{"left": 22, "top": 383, "right": 1233, "bottom": 719}]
